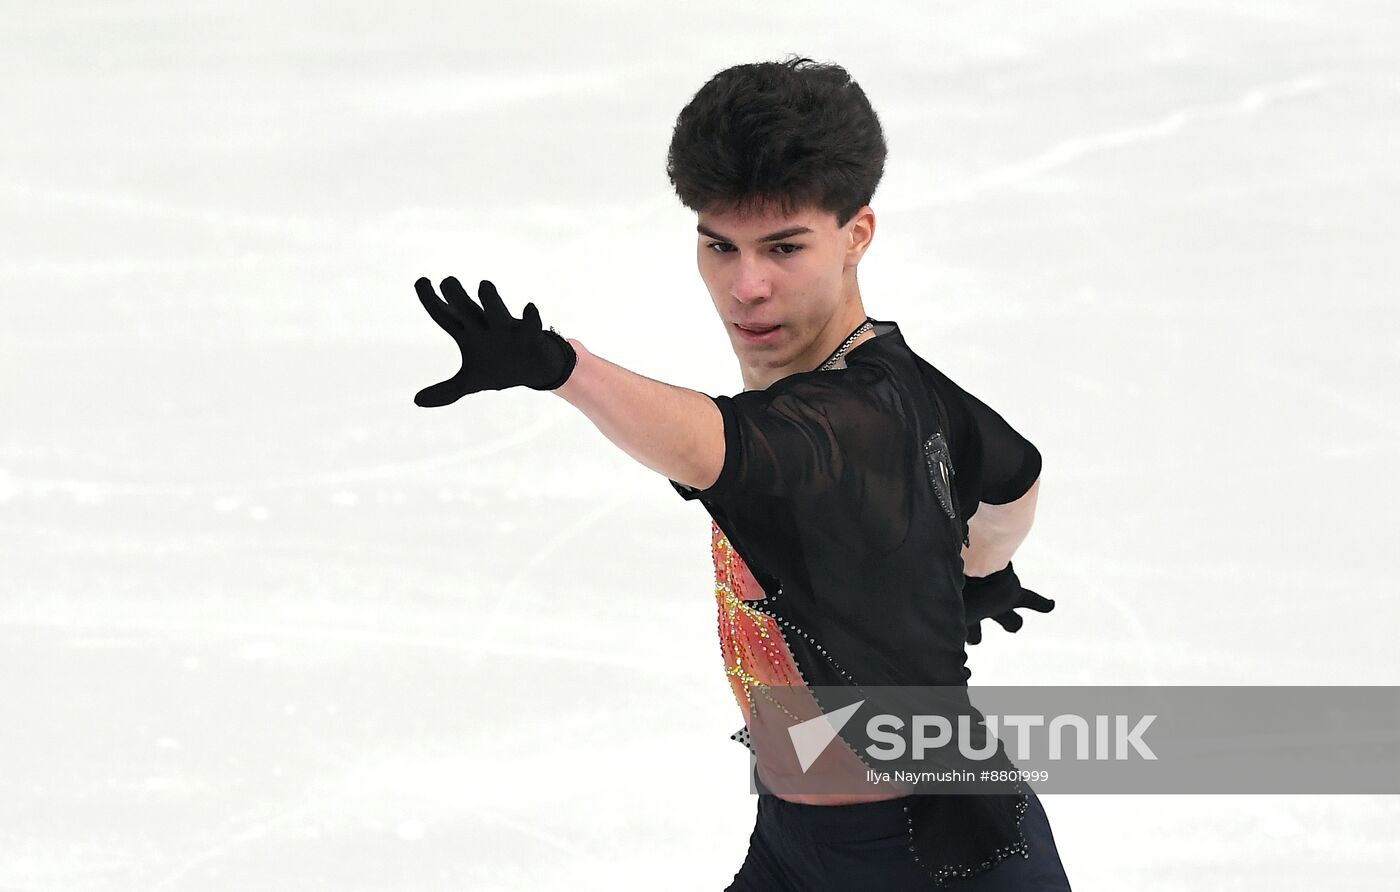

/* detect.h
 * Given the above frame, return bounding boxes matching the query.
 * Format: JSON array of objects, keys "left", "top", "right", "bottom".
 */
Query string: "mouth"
[{"left": 733, "top": 321, "right": 783, "bottom": 343}]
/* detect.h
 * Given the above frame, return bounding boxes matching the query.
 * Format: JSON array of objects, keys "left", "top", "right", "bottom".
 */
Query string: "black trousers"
[{"left": 725, "top": 790, "right": 1072, "bottom": 891}]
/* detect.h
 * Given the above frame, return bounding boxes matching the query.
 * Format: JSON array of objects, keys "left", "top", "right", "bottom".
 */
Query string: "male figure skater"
[{"left": 413, "top": 56, "right": 1070, "bottom": 890}]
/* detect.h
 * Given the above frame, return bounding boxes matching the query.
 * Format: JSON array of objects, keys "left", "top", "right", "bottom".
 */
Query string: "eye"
[{"left": 705, "top": 242, "right": 804, "bottom": 256}]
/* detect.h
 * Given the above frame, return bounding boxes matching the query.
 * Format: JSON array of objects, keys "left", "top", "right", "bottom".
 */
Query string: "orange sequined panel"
[{"left": 711, "top": 520, "right": 804, "bottom": 718}]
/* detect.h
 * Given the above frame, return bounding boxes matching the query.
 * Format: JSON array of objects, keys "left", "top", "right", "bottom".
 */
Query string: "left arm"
[{"left": 960, "top": 475, "right": 1039, "bottom": 578}]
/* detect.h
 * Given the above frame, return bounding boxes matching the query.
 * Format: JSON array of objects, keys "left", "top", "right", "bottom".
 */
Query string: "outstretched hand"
[
  {"left": 413, "top": 276, "right": 576, "bottom": 406},
  {"left": 962, "top": 562, "right": 1055, "bottom": 645}
]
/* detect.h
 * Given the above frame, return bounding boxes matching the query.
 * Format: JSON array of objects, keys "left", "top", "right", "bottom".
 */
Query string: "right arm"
[{"left": 549, "top": 338, "right": 725, "bottom": 492}]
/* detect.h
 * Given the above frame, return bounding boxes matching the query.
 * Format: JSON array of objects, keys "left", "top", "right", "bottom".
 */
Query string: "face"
[{"left": 696, "top": 201, "right": 874, "bottom": 385}]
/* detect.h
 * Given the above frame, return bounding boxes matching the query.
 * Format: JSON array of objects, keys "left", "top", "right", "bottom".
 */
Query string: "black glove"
[
  {"left": 962, "top": 562, "right": 1055, "bottom": 645},
  {"left": 413, "top": 276, "right": 577, "bottom": 406}
]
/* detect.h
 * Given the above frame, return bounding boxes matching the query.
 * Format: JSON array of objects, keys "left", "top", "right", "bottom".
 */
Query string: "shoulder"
[
  {"left": 900, "top": 346, "right": 979, "bottom": 453},
  {"left": 902, "top": 346, "right": 966, "bottom": 402},
  {"left": 736, "top": 364, "right": 900, "bottom": 428}
]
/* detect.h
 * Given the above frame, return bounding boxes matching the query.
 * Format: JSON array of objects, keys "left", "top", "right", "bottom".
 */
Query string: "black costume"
[{"left": 669, "top": 317, "right": 1067, "bottom": 888}]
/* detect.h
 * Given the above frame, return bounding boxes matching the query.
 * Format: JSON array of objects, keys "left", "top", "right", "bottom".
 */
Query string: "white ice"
[{"left": 2, "top": 1, "right": 1398, "bottom": 889}]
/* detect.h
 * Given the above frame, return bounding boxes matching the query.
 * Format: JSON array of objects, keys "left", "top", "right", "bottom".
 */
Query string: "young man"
[{"left": 413, "top": 56, "right": 1070, "bottom": 890}]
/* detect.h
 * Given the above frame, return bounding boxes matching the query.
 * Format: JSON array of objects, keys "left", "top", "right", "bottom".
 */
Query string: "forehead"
[{"left": 697, "top": 203, "right": 834, "bottom": 239}]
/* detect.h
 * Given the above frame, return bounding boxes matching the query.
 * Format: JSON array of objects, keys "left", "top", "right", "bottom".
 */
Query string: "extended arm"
[
  {"left": 411, "top": 277, "right": 725, "bottom": 490},
  {"left": 550, "top": 338, "right": 725, "bottom": 492}
]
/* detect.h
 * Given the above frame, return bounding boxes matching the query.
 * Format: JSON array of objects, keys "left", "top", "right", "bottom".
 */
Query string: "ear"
[{"left": 845, "top": 206, "right": 876, "bottom": 267}]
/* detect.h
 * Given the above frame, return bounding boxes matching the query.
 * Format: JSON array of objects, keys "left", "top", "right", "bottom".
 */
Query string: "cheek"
[{"left": 696, "top": 252, "right": 722, "bottom": 285}]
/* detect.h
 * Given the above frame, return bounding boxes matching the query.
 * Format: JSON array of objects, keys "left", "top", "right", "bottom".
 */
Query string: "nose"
[{"left": 729, "top": 256, "right": 771, "bottom": 303}]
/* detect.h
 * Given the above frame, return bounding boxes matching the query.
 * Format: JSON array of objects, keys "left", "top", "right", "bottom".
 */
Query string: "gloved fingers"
[
  {"left": 474, "top": 278, "right": 515, "bottom": 329},
  {"left": 414, "top": 277, "right": 467, "bottom": 333},
  {"left": 963, "top": 573, "right": 1022, "bottom": 619},
  {"left": 437, "top": 276, "right": 489, "bottom": 328},
  {"left": 966, "top": 621, "right": 982, "bottom": 645},
  {"left": 1018, "top": 589, "right": 1056, "bottom": 614},
  {"left": 520, "top": 301, "right": 543, "bottom": 333},
  {"left": 991, "top": 610, "right": 1024, "bottom": 633},
  {"left": 414, "top": 377, "right": 468, "bottom": 408}
]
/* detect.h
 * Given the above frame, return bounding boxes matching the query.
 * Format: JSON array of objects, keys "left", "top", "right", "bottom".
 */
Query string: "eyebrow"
[{"left": 696, "top": 223, "right": 814, "bottom": 243}]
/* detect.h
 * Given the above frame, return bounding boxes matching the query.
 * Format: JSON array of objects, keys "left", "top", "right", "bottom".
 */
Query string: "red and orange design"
[{"left": 710, "top": 520, "right": 804, "bottom": 718}]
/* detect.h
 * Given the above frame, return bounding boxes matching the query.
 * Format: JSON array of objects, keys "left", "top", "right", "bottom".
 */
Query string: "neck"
[{"left": 740, "top": 306, "right": 874, "bottom": 391}]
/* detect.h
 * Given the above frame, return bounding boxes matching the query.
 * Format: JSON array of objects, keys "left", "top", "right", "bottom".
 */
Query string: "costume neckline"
[
  {"left": 815, "top": 316, "right": 901, "bottom": 369},
  {"left": 843, "top": 317, "right": 899, "bottom": 362}
]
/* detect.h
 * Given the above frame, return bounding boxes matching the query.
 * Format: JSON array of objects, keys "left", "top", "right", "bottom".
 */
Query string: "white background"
[{"left": 3, "top": 1, "right": 1398, "bottom": 889}]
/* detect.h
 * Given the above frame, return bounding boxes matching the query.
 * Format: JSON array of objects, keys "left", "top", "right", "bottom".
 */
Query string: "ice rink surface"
[{"left": 3, "top": 1, "right": 1399, "bottom": 889}]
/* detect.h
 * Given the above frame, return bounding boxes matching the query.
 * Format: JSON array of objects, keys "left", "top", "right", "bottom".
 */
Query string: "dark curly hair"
[{"left": 665, "top": 55, "right": 887, "bottom": 228}]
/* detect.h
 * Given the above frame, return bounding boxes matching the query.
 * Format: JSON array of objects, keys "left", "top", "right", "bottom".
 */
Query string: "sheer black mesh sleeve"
[
  {"left": 668, "top": 372, "right": 904, "bottom": 509},
  {"left": 956, "top": 385, "right": 1041, "bottom": 506}
]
